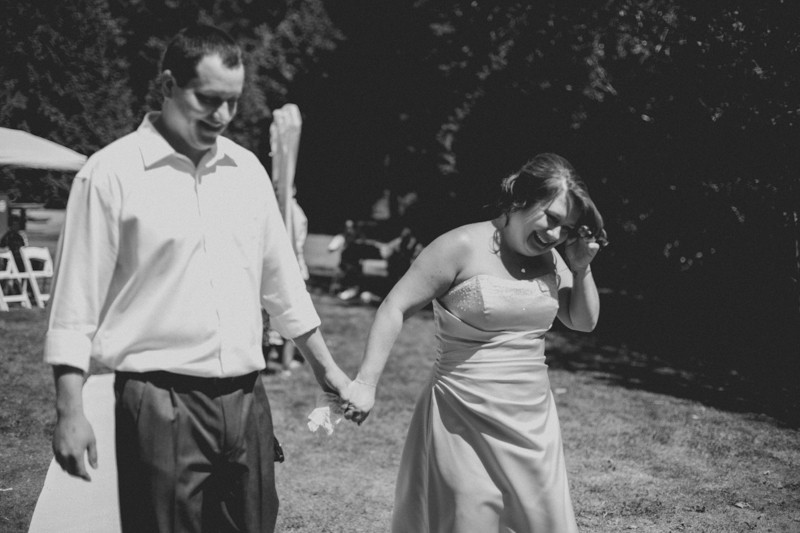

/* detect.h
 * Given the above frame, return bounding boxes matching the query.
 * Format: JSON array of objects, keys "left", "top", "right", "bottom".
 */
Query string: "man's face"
[{"left": 161, "top": 53, "right": 245, "bottom": 162}]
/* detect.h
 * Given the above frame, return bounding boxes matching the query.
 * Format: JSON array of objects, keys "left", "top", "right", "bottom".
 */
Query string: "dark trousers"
[{"left": 114, "top": 371, "right": 278, "bottom": 533}]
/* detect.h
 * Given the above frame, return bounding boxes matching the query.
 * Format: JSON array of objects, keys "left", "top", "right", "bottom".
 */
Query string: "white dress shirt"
[{"left": 44, "top": 114, "right": 320, "bottom": 377}]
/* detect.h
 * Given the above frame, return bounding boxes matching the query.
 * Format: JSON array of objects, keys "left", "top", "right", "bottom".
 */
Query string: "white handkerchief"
[{"left": 307, "top": 393, "right": 345, "bottom": 435}]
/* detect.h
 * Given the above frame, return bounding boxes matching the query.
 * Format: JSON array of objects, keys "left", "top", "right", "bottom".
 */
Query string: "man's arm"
[
  {"left": 51, "top": 365, "right": 97, "bottom": 481},
  {"left": 45, "top": 163, "right": 119, "bottom": 481},
  {"left": 291, "top": 327, "right": 351, "bottom": 396}
]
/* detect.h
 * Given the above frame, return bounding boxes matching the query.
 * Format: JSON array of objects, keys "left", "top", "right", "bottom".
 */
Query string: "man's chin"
[
  {"left": 192, "top": 137, "right": 218, "bottom": 151},
  {"left": 195, "top": 128, "right": 225, "bottom": 146}
]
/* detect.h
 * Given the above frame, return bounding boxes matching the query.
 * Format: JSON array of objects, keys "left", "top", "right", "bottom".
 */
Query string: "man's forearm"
[
  {"left": 53, "top": 365, "right": 87, "bottom": 417},
  {"left": 291, "top": 328, "right": 350, "bottom": 393},
  {"left": 51, "top": 365, "right": 97, "bottom": 480}
]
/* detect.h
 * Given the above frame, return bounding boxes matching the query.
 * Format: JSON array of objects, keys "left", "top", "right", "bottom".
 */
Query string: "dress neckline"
[{"left": 444, "top": 272, "right": 556, "bottom": 296}]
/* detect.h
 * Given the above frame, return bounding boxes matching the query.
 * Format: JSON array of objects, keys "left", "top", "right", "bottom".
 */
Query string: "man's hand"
[
  {"left": 322, "top": 366, "right": 353, "bottom": 397},
  {"left": 52, "top": 410, "right": 97, "bottom": 481},
  {"left": 291, "top": 327, "right": 353, "bottom": 398},
  {"left": 52, "top": 365, "right": 97, "bottom": 481}
]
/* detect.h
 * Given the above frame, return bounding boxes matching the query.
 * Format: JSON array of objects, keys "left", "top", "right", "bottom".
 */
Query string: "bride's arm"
[
  {"left": 554, "top": 239, "right": 601, "bottom": 332},
  {"left": 345, "top": 229, "right": 468, "bottom": 422}
]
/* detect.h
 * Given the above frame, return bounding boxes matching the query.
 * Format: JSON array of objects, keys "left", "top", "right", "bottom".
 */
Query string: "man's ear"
[{"left": 159, "top": 71, "right": 176, "bottom": 98}]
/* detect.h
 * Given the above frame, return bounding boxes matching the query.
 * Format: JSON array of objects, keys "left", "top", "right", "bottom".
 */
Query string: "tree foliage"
[
  {"left": 0, "top": 0, "right": 342, "bottom": 203},
  {"left": 105, "top": 0, "right": 342, "bottom": 158},
  {"left": 299, "top": 0, "right": 799, "bottom": 369},
  {"left": 0, "top": 0, "right": 135, "bottom": 202},
  {"left": 1, "top": 1, "right": 797, "bottom": 371}
]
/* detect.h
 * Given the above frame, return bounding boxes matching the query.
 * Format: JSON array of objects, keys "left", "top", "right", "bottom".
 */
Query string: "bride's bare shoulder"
[
  {"left": 429, "top": 221, "right": 493, "bottom": 254},
  {"left": 411, "top": 222, "right": 496, "bottom": 287}
]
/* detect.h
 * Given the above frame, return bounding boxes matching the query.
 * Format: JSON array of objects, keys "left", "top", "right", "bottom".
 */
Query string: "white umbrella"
[
  {"left": 0, "top": 127, "right": 86, "bottom": 171},
  {"left": 269, "top": 104, "right": 302, "bottom": 244}
]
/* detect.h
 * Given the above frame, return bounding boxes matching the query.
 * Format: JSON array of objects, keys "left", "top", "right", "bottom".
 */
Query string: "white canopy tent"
[
  {"left": 0, "top": 127, "right": 87, "bottom": 233},
  {"left": 0, "top": 127, "right": 87, "bottom": 171}
]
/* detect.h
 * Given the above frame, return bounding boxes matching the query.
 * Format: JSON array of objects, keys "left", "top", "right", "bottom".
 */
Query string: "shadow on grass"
[
  {"left": 546, "top": 291, "right": 800, "bottom": 429},
  {"left": 310, "top": 271, "right": 799, "bottom": 428}
]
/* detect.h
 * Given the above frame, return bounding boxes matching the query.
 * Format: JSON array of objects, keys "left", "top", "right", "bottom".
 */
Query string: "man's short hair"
[{"left": 160, "top": 24, "right": 243, "bottom": 87}]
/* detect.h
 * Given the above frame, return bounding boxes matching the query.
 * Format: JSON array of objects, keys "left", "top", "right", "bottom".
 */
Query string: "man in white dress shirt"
[{"left": 45, "top": 24, "right": 352, "bottom": 533}]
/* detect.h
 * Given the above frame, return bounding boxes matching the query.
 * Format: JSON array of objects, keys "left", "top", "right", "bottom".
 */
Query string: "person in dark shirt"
[{"left": 0, "top": 216, "right": 28, "bottom": 271}]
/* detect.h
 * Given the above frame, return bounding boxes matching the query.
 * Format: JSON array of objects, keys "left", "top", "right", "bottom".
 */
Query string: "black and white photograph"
[{"left": 1, "top": 2, "right": 798, "bottom": 532}]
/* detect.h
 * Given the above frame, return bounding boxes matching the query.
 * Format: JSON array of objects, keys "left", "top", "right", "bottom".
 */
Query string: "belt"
[{"left": 114, "top": 370, "right": 259, "bottom": 395}]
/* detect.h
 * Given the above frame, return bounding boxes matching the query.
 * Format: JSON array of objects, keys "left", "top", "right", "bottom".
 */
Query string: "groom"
[{"left": 45, "top": 23, "right": 351, "bottom": 532}]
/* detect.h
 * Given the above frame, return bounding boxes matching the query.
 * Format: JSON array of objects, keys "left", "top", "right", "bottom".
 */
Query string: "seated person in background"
[
  {"left": 382, "top": 226, "right": 423, "bottom": 286},
  {"left": 328, "top": 219, "right": 382, "bottom": 300},
  {"left": 1, "top": 216, "right": 28, "bottom": 271}
]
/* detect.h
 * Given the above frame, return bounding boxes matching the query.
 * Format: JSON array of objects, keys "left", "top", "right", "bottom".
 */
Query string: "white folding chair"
[
  {"left": 20, "top": 246, "right": 54, "bottom": 308},
  {"left": 0, "top": 248, "right": 32, "bottom": 311}
]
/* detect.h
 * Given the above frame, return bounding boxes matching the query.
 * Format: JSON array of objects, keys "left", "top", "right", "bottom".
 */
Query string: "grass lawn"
[{"left": 3, "top": 292, "right": 798, "bottom": 532}]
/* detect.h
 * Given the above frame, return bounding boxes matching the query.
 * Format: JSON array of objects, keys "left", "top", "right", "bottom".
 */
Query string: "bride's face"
[{"left": 503, "top": 190, "right": 578, "bottom": 257}]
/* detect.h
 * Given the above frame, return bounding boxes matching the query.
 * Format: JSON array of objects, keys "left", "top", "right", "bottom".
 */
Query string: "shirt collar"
[{"left": 137, "top": 113, "right": 230, "bottom": 169}]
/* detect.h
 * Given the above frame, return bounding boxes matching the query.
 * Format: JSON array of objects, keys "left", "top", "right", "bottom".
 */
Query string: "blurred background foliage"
[{"left": 1, "top": 0, "right": 798, "bottom": 416}]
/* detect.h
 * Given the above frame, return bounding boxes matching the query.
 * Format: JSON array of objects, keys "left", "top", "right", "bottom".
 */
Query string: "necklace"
[
  {"left": 510, "top": 246, "right": 544, "bottom": 276},
  {"left": 492, "top": 225, "right": 540, "bottom": 276},
  {"left": 516, "top": 253, "right": 539, "bottom": 274}
]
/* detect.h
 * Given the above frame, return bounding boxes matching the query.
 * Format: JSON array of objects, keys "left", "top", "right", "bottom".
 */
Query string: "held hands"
[
  {"left": 52, "top": 411, "right": 97, "bottom": 481},
  {"left": 321, "top": 366, "right": 352, "bottom": 398},
  {"left": 342, "top": 378, "right": 377, "bottom": 425},
  {"left": 307, "top": 369, "right": 352, "bottom": 436},
  {"left": 307, "top": 374, "right": 374, "bottom": 433}
]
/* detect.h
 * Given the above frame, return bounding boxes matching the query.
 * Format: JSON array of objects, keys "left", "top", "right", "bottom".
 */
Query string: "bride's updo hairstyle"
[{"left": 495, "top": 153, "right": 605, "bottom": 240}]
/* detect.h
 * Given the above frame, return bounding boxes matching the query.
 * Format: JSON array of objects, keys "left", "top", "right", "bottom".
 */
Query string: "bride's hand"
[
  {"left": 564, "top": 226, "right": 605, "bottom": 271},
  {"left": 564, "top": 239, "right": 599, "bottom": 271},
  {"left": 343, "top": 378, "right": 377, "bottom": 425}
]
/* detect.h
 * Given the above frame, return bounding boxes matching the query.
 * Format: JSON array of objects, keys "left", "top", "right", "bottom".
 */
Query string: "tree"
[
  {"left": 297, "top": 1, "right": 799, "bottom": 381},
  {"left": 0, "top": 0, "right": 343, "bottom": 205},
  {"left": 0, "top": 0, "right": 135, "bottom": 204},
  {"left": 106, "top": 0, "right": 343, "bottom": 160}
]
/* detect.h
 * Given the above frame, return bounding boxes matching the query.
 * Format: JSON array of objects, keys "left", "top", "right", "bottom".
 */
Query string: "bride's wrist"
[
  {"left": 570, "top": 265, "right": 591, "bottom": 277},
  {"left": 354, "top": 375, "right": 378, "bottom": 388}
]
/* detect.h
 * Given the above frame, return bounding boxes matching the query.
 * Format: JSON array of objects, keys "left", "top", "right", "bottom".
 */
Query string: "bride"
[{"left": 345, "top": 153, "right": 606, "bottom": 532}]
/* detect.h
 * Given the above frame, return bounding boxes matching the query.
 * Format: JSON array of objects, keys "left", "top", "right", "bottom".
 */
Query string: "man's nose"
[{"left": 214, "top": 102, "right": 235, "bottom": 123}]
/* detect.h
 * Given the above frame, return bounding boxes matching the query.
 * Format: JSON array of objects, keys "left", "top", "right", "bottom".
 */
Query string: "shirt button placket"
[{"left": 195, "top": 167, "right": 225, "bottom": 373}]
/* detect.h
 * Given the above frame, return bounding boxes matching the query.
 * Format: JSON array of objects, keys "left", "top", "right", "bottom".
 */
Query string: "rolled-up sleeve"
[
  {"left": 257, "top": 171, "right": 320, "bottom": 340},
  {"left": 44, "top": 162, "right": 120, "bottom": 371}
]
